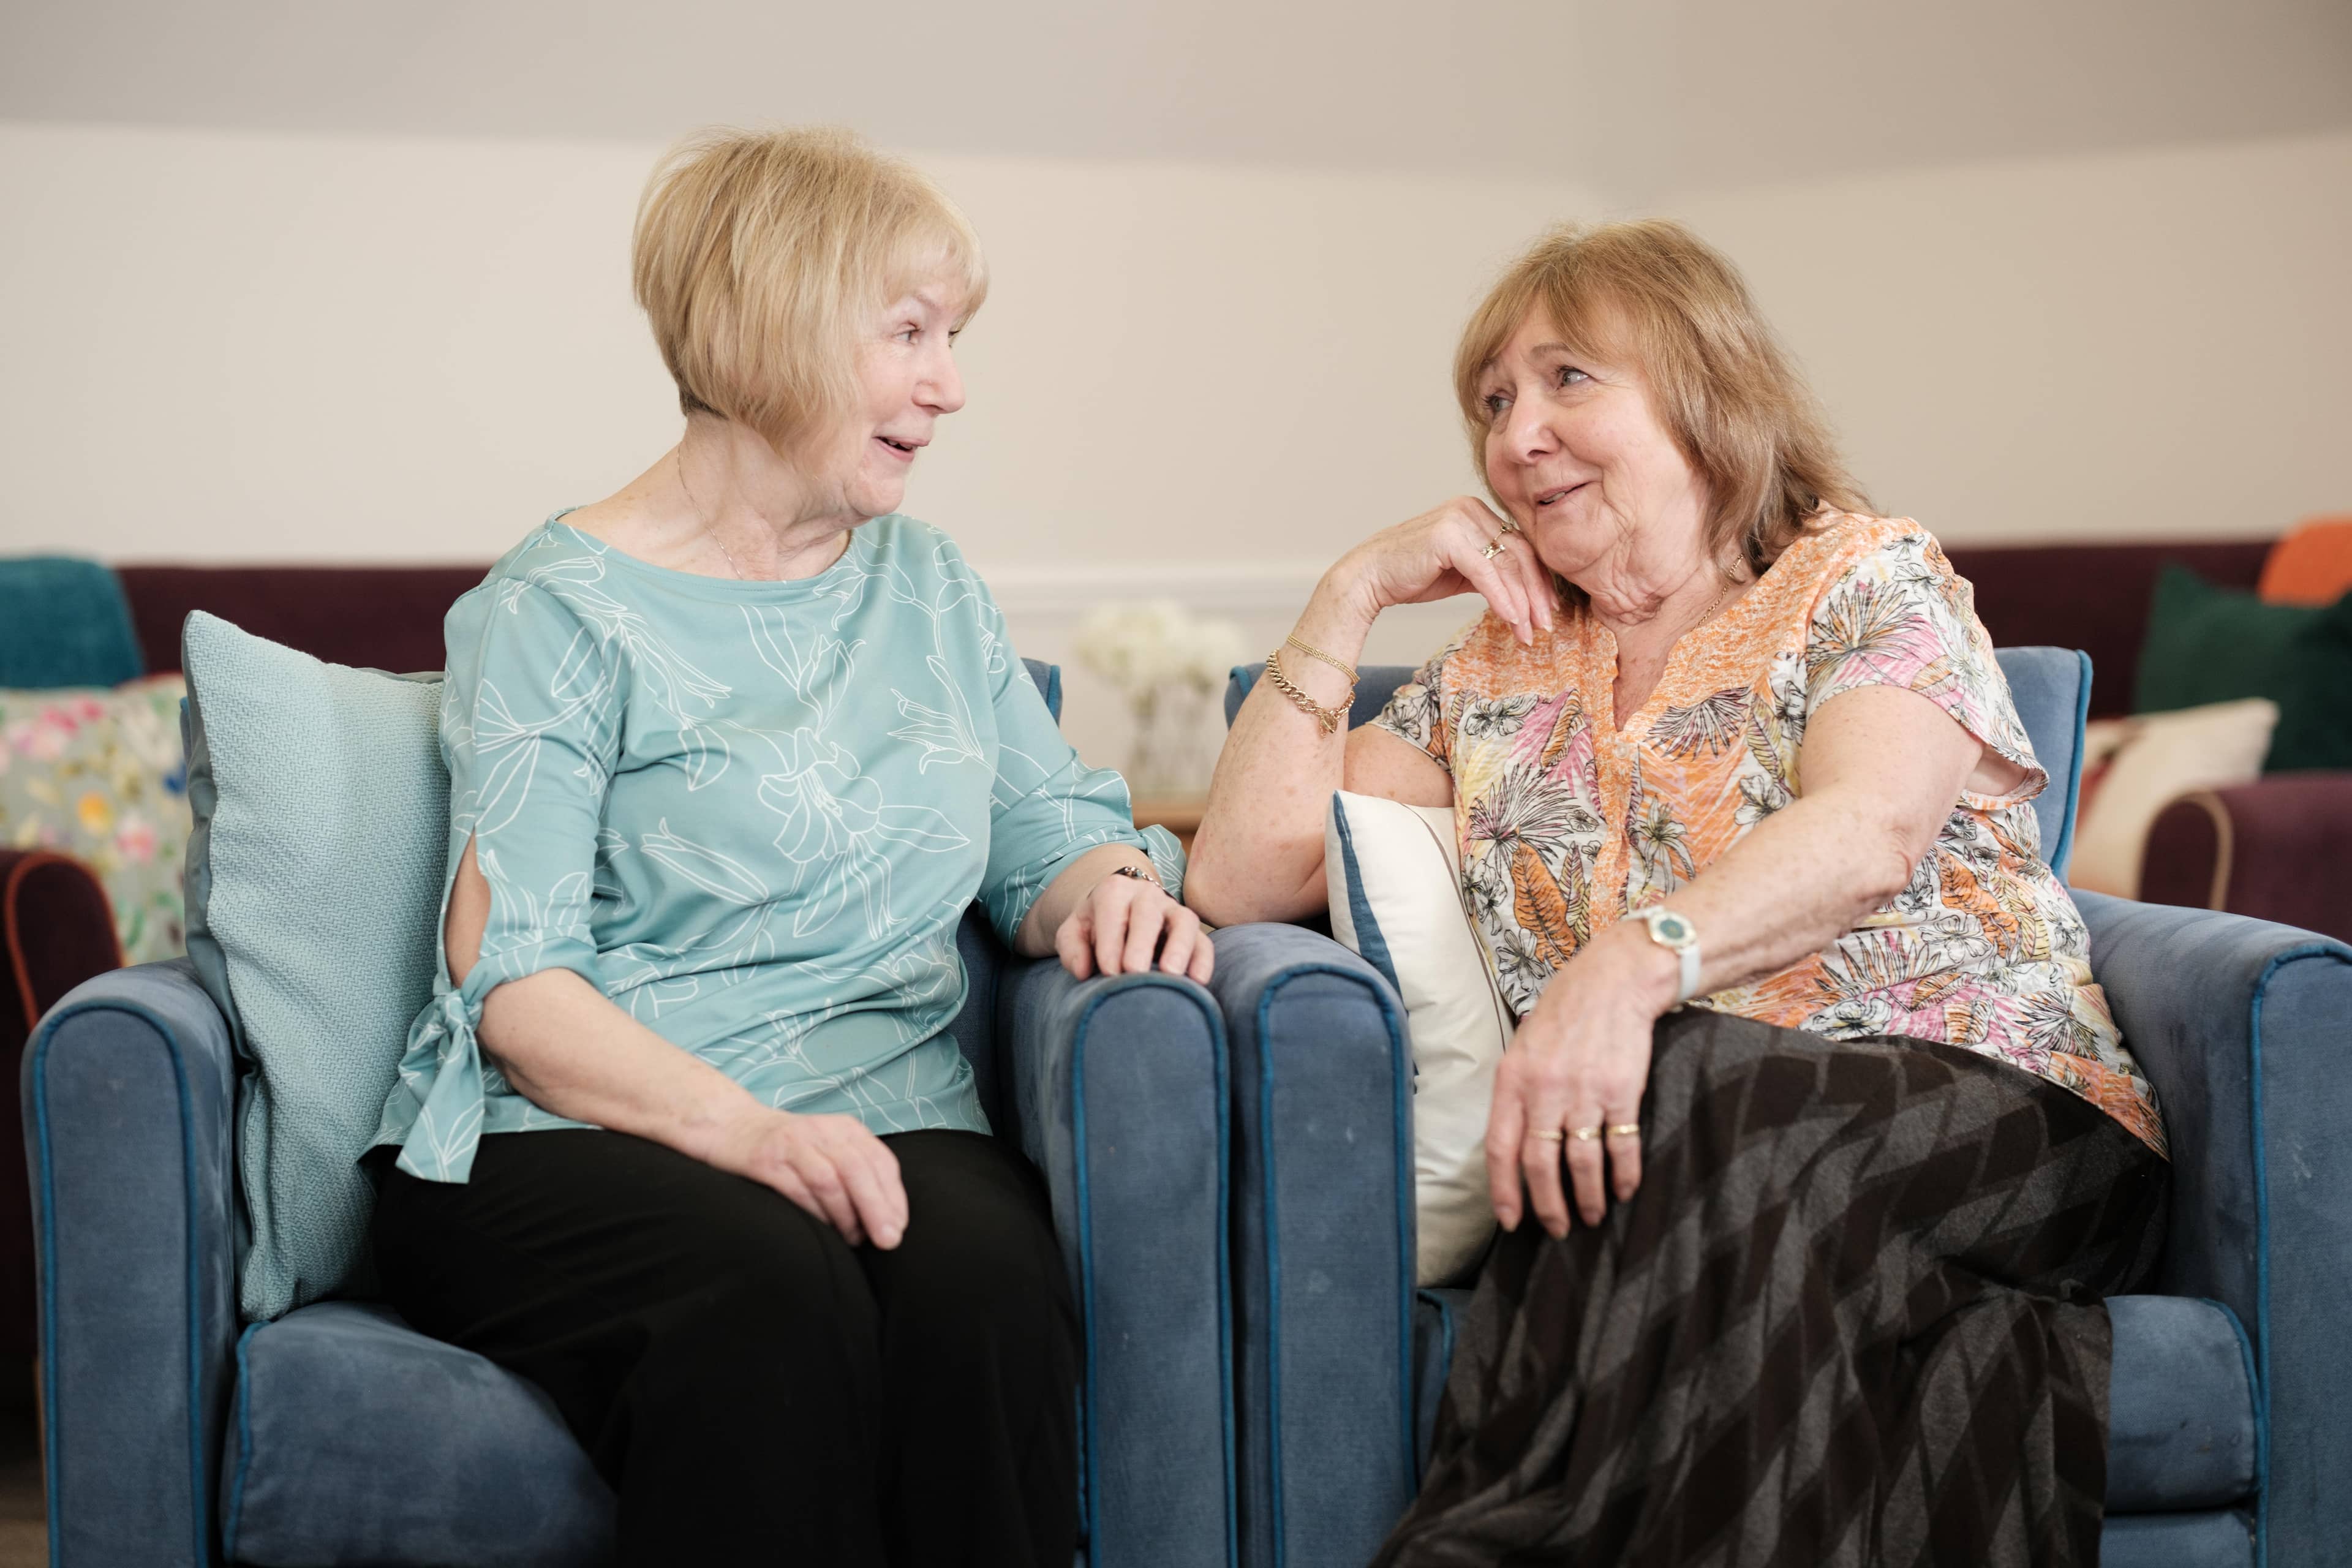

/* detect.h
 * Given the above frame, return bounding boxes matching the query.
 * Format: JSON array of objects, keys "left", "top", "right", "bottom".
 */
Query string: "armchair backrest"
[
  {"left": 1224, "top": 644, "right": 2092, "bottom": 880},
  {"left": 944, "top": 657, "right": 1061, "bottom": 1128}
]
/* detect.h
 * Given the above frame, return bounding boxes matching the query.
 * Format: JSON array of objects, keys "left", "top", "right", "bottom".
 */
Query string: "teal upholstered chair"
[
  {"left": 27, "top": 659, "right": 1265, "bottom": 1568},
  {"left": 1219, "top": 646, "right": 2351, "bottom": 1568}
]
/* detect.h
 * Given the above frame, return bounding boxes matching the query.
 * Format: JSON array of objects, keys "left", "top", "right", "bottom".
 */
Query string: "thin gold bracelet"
[
  {"left": 1264, "top": 647, "right": 1355, "bottom": 736},
  {"left": 1283, "top": 634, "right": 1359, "bottom": 684}
]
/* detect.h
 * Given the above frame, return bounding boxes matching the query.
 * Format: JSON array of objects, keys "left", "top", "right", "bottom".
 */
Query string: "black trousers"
[{"left": 370, "top": 1126, "right": 1079, "bottom": 1567}]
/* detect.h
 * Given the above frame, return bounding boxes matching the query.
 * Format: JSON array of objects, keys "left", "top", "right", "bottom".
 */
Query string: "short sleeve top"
[
  {"left": 1371, "top": 509, "right": 2165, "bottom": 1155},
  {"left": 374, "top": 513, "right": 1162, "bottom": 1183}
]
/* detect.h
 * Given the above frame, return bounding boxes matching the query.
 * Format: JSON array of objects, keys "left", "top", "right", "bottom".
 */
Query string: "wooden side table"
[{"left": 1131, "top": 796, "right": 1208, "bottom": 854}]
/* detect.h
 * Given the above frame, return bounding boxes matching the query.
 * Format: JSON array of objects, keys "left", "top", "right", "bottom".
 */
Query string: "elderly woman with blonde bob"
[
  {"left": 366, "top": 127, "right": 1205, "bottom": 1566},
  {"left": 1189, "top": 221, "right": 2168, "bottom": 1566}
]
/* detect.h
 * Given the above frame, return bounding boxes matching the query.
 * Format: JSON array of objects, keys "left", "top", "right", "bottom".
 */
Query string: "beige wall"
[
  {"left": 1667, "top": 130, "right": 2352, "bottom": 545},
  {"left": 2, "top": 121, "right": 2346, "bottom": 766}
]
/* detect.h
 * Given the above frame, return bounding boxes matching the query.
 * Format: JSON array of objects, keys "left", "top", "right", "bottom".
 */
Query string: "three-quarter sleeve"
[
  {"left": 382, "top": 580, "right": 619, "bottom": 1180},
  {"left": 1803, "top": 530, "right": 2046, "bottom": 812},
  {"left": 970, "top": 601, "right": 1153, "bottom": 947}
]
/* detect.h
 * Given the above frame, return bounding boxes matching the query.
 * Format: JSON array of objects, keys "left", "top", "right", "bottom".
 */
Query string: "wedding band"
[
  {"left": 1605, "top": 1123, "right": 1641, "bottom": 1139},
  {"left": 1482, "top": 538, "right": 1507, "bottom": 559},
  {"left": 1569, "top": 1126, "right": 1604, "bottom": 1142},
  {"left": 1529, "top": 1129, "right": 1564, "bottom": 1143}
]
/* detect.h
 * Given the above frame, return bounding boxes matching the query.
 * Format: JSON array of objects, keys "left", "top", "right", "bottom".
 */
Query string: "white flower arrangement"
[
  {"left": 1071, "top": 601, "right": 1247, "bottom": 701},
  {"left": 1071, "top": 601, "right": 1248, "bottom": 795}
]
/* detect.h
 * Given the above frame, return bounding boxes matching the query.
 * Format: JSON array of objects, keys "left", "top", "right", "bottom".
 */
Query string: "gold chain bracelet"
[
  {"left": 1283, "top": 635, "right": 1359, "bottom": 684},
  {"left": 1264, "top": 647, "right": 1356, "bottom": 736}
]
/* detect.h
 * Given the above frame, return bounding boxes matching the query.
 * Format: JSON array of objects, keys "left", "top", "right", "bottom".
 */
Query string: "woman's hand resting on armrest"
[{"left": 1017, "top": 841, "right": 1214, "bottom": 986}]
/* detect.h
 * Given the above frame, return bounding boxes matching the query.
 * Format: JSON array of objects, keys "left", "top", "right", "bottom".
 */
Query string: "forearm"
[
  {"left": 1583, "top": 788, "right": 1921, "bottom": 1012},
  {"left": 1015, "top": 841, "right": 1158, "bottom": 956},
  {"left": 1186, "top": 576, "right": 1373, "bottom": 925},
  {"left": 477, "top": 968, "right": 766, "bottom": 1164}
]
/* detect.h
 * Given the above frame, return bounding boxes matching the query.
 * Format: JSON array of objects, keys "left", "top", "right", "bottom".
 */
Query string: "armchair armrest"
[
  {"left": 2139, "top": 774, "right": 2352, "bottom": 944},
  {"left": 24, "top": 959, "right": 241, "bottom": 1568},
  {"left": 999, "top": 958, "right": 1237, "bottom": 1568},
  {"left": 2075, "top": 892, "right": 2352, "bottom": 1563},
  {"left": 1205, "top": 923, "right": 1415, "bottom": 1568},
  {"left": 1, "top": 847, "right": 122, "bottom": 1372}
]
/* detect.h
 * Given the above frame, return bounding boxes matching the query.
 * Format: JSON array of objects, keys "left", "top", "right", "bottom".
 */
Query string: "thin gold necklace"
[
  {"left": 678, "top": 451, "right": 750, "bottom": 581},
  {"left": 1691, "top": 570, "right": 1733, "bottom": 633}
]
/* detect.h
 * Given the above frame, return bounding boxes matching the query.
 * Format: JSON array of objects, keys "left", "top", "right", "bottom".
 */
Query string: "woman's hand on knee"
[
  {"left": 1485, "top": 953, "right": 1660, "bottom": 1237},
  {"left": 712, "top": 1107, "right": 909, "bottom": 1250}
]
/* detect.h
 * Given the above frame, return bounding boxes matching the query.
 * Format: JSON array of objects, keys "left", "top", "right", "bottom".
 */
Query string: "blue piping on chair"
[
  {"left": 1250, "top": 962, "right": 1415, "bottom": 1567},
  {"left": 29, "top": 996, "right": 217, "bottom": 1568},
  {"left": 2202, "top": 1297, "right": 2262, "bottom": 1504},
  {"left": 1330, "top": 799, "right": 1403, "bottom": 993},
  {"left": 223, "top": 1321, "right": 265, "bottom": 1557},
  {"left": 1068, "top": 974, "right": 1238, "bottom": 1568},
  {"left": 2242, "top": 944, "right": 2338, "bottom": 1568},
  {"left": 2047, "top": 650, "right": 2093, "bottom": 879}
]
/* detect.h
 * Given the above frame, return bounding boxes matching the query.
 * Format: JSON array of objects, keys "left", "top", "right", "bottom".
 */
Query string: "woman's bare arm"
[
  {"left": 1187, "top": 498, "right": 1550, "bottom": 926},
  {"left": 445, "top": 838, "right": 910, "bottom": 1248}
]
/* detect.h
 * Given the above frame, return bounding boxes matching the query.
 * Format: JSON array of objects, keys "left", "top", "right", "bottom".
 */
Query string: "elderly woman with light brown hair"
[
  {"left": 366, "top": 127, "right": 1207, "bottom": 1566},
  {"left": 1186, "top": 221, "right": 2168, "bottom": 1566}
]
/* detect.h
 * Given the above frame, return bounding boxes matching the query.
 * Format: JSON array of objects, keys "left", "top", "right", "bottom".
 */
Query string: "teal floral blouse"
[{"left": 373, "top": 514, "right": 1161, "bottom": 1183}]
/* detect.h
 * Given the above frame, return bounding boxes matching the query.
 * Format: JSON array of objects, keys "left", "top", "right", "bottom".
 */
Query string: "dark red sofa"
[{"left": 3, "top": 538, "right": 2343, "bottom": 1377}]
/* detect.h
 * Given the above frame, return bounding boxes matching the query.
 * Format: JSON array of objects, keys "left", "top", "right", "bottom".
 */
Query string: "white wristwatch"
[{"left": 1637, "top": 907, "right": 1702, "bottom": 1003}]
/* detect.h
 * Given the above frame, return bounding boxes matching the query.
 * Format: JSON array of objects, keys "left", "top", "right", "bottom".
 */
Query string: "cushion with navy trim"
[{"left": 1324, "top": 790, "right": 1508, "bottom": 1286}]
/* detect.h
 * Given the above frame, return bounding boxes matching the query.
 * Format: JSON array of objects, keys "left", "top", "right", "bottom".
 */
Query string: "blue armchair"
[
  {"left": 24, "top": 662, "right": 1253, "bottom": 1568},
  {"left": 1218, "top": 649, "right": 2352, "bottom": 1568}
]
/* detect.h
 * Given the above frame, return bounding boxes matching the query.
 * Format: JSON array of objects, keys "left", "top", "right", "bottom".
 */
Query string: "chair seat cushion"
[
  {"left": 1414, "top": 1291, "right": 2255, "bottom": 1515},
  {"left": 2104, "top": 1294, "right": 2257, "bottom": 1511},
  {"left": 224, "top": 1300, "right": 614, "bottom": 1567}
]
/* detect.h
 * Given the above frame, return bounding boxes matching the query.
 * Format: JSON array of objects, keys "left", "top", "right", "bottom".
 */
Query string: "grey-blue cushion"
[
  {"left": 2099, "top": 1509, "right": 2255, "bottom": 1568},
  {"left": 222, "top": 1300, "right": 613, "bottom": 1567},
  {"left": 180, "top": 611, "right": 448, "bottom": 1321},
  {"left": 2105, "top": 1295, "right": 2257, "bottom": 1510}
]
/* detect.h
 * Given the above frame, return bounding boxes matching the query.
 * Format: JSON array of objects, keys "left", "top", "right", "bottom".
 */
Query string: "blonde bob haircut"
[
  {"left": 1454, "top": 219, "right": 1866, "bottom": 585},
  {"left": 633, "top": 125, "right": 987, "bottom": 454}
]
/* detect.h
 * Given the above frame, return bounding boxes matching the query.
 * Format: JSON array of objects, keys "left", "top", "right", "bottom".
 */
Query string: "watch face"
[{"left": 1653, "top": 911, "right": 1693, "bottom": 945}]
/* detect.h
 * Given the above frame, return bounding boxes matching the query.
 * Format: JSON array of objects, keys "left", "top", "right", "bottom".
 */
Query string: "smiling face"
[
  {"left": 805, "top": 276, "right": 971, "bottom": 522},
  {"left": 1474, "top": 306, "right": 1711, "bottom": 586}
]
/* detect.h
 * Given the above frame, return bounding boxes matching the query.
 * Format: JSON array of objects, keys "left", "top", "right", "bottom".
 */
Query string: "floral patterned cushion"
[{"left": 0, "top": 677, "right": 190, "bottom": 964}]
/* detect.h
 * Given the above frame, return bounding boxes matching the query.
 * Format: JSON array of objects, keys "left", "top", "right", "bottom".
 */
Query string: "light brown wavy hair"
[
  {"left": 1454, "top": 219, "right": 1866, "bottom": 583},
  {"left": 633, "top": 126, "right": 987, "bottom": 456}
]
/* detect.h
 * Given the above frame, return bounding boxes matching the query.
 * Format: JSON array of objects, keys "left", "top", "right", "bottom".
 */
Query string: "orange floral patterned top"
[{"left": 1371, "top": 510, "right": 2166, "bottom": 1155}]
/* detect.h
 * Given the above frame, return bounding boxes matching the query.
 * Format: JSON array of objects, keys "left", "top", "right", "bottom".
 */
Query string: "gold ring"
[
  {"left": 1481, "top": 538, "right": 1507, "bottom": 559},
  {"left": 1605, "top": 1123, "right": 1641, "bottom": 1139},
  {"left": 1529, "top": 1129, "right": 1564, "bottom": 1143},
  {"left": 1569, "top": 1126, "right": 1603, "bottom": 1142},
  {"left": 1499, "top": 519, "right": 1521, "bottom": 534}
]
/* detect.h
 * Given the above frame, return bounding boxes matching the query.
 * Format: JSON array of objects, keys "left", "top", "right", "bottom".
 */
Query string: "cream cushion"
[
  {"left": 1324, "top": 790, "right": 1512, "bottom": 1286},
  {"left": 2068, "top": 698, "right": 2280, "bottom": 899}
]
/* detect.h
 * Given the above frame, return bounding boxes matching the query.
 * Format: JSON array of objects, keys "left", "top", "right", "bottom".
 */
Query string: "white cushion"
[
  {"left": 1325, "top": 790, "right": 1511, "bottom": 1286},
  {"left": 2068, "top": 698, "right": 2278, "bottom": 899}
]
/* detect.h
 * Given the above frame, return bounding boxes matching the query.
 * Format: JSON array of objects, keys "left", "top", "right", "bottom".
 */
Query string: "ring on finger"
[
  {"left": 1604, "top": 1123, "right": 1641, "bottom": 1140},
  {"left": 1568, "top": 1125, "right": 1603, "bottom": 1142},
  {"left": 1482, "top": 537, "right": 1508, "bottom": 560},
  {"left": 1528, "top": 1128, "right": 1565, "bottom": 1144}
]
